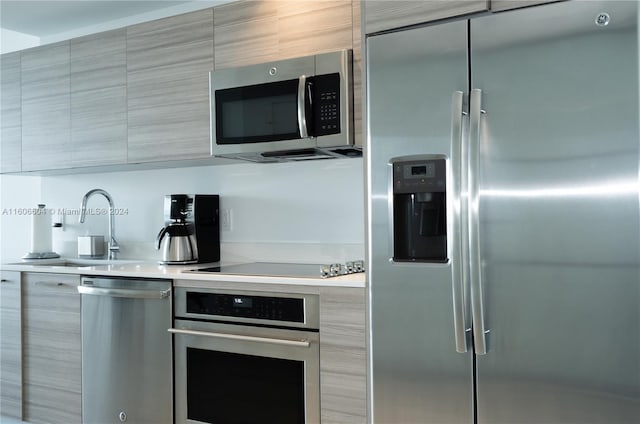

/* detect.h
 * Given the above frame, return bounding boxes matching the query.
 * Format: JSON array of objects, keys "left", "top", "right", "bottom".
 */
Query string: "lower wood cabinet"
[
  {"left": 319, "top": 287, "right": 367, "bottom": 423},
  {"left": 0, "top": 271, "right": 22, "bottom": 419},
  {"left": 22, "top": 272, "right": 82, "bottom": 424}
]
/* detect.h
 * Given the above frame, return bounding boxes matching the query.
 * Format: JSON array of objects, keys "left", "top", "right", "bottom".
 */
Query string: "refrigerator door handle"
[
  {"left": 450, "top": 90, "right": 469, "bottom": 353},
  {"left": 469, "top": 88, "right": 489, "bottom": 355}
]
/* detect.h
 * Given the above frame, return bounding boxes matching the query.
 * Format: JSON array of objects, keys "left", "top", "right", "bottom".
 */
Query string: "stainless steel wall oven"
[{"left": 170, "top": 287, "right": 320, "bottom": 424}]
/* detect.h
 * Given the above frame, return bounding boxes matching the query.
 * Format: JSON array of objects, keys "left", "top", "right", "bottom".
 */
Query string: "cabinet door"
[
  {"left": 214, "top": 0, "right": 353, "bottom": 69},
  {"left": 364, "top": 0, "right": 488, "bottom": 34},
  {"left": 0, "top": 271, "right": 22, "bottom": 419},
  {"left": 70, "top": 29, "right": 127, "bottom": 167},
  {"left": 22, "top": 273, "right": 81, "bottom": 424},
  {"left": 319, "top": 287, "right": 366, "bottom": 423},
  {"left": 21, "top": 42, "right": 72, "bottom": 171},
  {"left": 1, "top": 53, "right": 22, "bottom": 174},
  {"left": 127, "top": 9, "right": 214, "bottom": 163}
]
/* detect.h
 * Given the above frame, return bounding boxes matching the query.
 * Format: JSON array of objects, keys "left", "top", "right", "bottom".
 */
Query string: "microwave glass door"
[{"left": 215, "top": 79, "right": 300, "bottom": 144}]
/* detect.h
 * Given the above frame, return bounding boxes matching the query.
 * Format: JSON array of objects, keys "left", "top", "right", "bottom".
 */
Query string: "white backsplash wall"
[
  {"left": 0, "top": 159, "right": 364, "bottom": 263},
  {"left": 0, "top": 174, "right": 42, "bottom": 263}
]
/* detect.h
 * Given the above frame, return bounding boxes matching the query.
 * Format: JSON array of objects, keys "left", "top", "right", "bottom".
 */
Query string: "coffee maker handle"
[{"left": 156, "top": 226, "right": 169, "bottom": 250}]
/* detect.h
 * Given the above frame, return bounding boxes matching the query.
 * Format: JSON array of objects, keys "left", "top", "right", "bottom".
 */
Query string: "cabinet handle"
[{"left": 0, "top": 279, "right": 8, "bottom": 283}]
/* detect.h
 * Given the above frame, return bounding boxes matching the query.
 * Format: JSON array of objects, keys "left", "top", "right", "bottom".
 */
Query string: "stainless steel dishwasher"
[{"left": 78, "top": 276, "right": 172, "bottom": 424}]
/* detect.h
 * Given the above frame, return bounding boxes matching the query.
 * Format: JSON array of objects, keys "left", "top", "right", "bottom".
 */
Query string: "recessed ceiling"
[{"left": 0, "top": 1, "right": 207, "bottom": 38}]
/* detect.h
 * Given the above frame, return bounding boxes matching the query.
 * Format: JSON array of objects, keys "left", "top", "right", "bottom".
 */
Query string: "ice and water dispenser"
[{"left": 392, "top": 156, "right": 447, "bottom": 262}]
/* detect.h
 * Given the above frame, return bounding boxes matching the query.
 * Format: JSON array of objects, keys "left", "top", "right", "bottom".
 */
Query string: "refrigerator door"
[
  {"left": 367, "top": 20, "right": 473, "bottom": 423},
  {"left": 471, "top": 1, "right": 639, "bottom": 422}
]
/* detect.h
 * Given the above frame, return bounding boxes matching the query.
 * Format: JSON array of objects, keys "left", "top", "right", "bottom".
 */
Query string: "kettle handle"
[{"left": 156, "top": 226, "right": 169, "bottom": 250}]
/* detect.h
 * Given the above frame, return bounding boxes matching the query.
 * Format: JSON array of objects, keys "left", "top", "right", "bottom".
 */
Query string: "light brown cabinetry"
[
  {"left": 0, "top": 271, "right": 22, "bottom": 420},
  {"left": 22, "top": 272, "right": 81, "bottom": 424},
  {"left": 126, "top": 9, "right": 214, "bottom": 163},
  {"left": 214, "top": 0, "right": 354, "bottom": 69},
  {"left": 319, "top": 286, "right": 367, "bottom": 423},
  {"left": 20, "top": 42, "right": 72, "bottom": 172},
  {"left": 364, "top": 0, "right": 489, "bottom": 34},
  {"left": 0, "top": 53, "right": 22, "bottom": 174},
  {"left": 70, "top": 29, "right": 127, "bottom": 167}
]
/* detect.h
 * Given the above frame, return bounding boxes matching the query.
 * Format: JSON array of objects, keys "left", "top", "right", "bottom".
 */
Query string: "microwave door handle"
[{"left": 297, "top": 75, "right": 309, "bottom": 138}]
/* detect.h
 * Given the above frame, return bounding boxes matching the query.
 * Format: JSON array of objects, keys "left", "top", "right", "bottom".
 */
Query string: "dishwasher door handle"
[
  {"left": 167, "top": 328, "right": 311, "bottom": 348},
  {"left": 78, "top": 285, "right": 171, "bottom": 299}
]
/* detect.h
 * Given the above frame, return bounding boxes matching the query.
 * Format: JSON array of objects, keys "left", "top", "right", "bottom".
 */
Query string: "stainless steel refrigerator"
[{"left": 366, "top": 1, "right": 639, "bottom": 423}]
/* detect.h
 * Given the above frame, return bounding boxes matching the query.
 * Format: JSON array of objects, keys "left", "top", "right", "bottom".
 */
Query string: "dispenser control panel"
[
  {"left": 391, "top": 156, "right": 447, "bottom": 263},
  {"left": 393, "top": 158, "right": 446, "bottom": 194}
]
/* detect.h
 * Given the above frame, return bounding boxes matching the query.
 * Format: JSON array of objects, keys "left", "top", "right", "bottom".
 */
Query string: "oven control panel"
[{"left": 186, "top": 292, "right": 305, "bottom": 323}]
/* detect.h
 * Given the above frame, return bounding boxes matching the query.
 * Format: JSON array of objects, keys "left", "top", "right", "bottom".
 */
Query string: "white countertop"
[{"left": 1, "top": 258, "right": 366, "bottom": 288}]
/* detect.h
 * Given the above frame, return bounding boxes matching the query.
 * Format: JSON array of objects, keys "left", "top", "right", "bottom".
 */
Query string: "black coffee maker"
[{"left": 157, "top": 194, "right": 220, "bottom": 264}]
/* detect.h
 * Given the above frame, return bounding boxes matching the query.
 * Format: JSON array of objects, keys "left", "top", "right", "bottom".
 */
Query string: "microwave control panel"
[{"left": 311, "top": 73, "right": 341, "bottom": 136}]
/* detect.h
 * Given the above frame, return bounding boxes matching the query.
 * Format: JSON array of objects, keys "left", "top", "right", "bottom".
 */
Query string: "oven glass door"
[
  {"left": 173, "top": 319, "right": 320, "bottom": 424},
  {"left": 215, "top": 79, "right": 302, "bottom": 144}
]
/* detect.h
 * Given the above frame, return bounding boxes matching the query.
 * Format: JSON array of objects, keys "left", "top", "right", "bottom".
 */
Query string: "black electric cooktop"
[{"left": 186, "top": 261, "right": 364, "bottom": 279}]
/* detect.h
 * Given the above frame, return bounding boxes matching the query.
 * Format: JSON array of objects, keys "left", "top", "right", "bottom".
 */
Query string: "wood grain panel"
[
  {"left": 364, "top": 0, "right": 489, "bottom": 34},
  {"left": 1, "top": 53, "right": 22, "bottom": 173},
  {"left": 0, "top": 271, "right": 22, "bottom": 419},
  {"left": 22, "top": 384, "right": 81, "bottom": 424},
  {"left": 276, "top": 1, "right": 353, "bottom": 60},
  {"left": 319, "top": 287, "right": 367, "bottom": 423},
  {"left": 22, "top": 273, "right": 81, "bottom": 424},
  {"left": 352, "top": 0, "right": 364, "bottom": 147},
  {"left": 70, "top": 29, "right": 127, "bottom": 167},
  {"left": 21, "top": 42, "right": 72, "bottom": 171},
  {"left": 213, "top": 0, "right": 279, "bottom": 68},
  {"left": 127, "top": 9, "right": 214, "bottom": 163},
  {"left": 214, "top": 0, "right": 353, "bottom": 67}
]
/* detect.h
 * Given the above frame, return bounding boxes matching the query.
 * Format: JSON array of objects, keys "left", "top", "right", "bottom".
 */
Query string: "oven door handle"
[{"left": 167, "top": 328, "right": 311, "bottom": 348}]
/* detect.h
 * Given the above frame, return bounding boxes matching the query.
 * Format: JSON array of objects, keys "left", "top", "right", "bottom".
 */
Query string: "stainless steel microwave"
[{"left": 210, "top": 50, "right": 358, "bottom": 162}]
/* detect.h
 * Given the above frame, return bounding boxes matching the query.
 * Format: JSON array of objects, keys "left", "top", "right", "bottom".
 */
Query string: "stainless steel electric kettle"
[{"left": 156, "top": 223, "right": 198, "bottom": 264}]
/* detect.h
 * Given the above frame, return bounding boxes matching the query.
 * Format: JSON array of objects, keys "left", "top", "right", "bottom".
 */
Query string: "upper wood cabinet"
[
  {"left": 1, "top": 53, "right": 22, "bottom": 174},
  {"left": 1, "top": 0, "right": 368, "bottom": 173},
  {"left": 0, "top": 271, "right": 22, "bottom": 420},
  {"left": 214, "top": 0, "right": 354, "bottom": 69},
  {"left": 126, "top": 9, "right": 214, "bottom": 163},
  {"left": 21, "top": 41, "right": 72, "bottom": 172},
  {"left": 70, "top": 29, "right": 127, "bottom": 167},
  {"left": 364, "top": 0, "right": 489, "bottom": 34}
]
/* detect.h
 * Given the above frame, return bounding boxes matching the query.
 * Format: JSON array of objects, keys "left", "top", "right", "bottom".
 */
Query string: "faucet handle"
[{"left": 108, "top": 244, "right": 120, "bottom": 260}]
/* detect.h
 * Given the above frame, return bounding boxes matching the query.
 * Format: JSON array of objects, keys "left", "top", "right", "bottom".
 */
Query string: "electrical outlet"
[{"left": 221, "top": 208, "right": 232, "bottom": 231}]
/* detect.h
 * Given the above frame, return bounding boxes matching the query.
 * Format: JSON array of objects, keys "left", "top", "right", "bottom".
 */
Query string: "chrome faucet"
[{"left": 79, "top": 189, "right": 120, "bottom": 260}]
